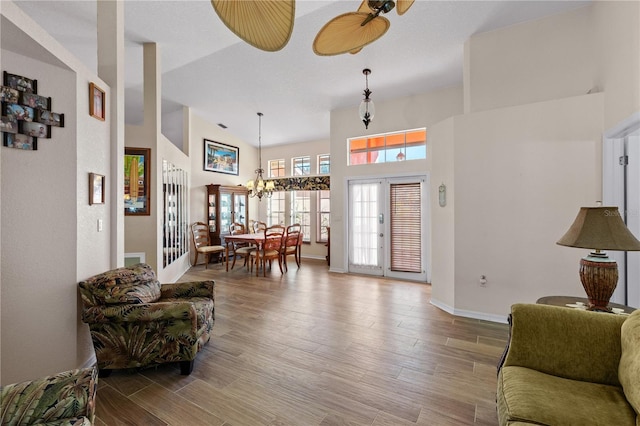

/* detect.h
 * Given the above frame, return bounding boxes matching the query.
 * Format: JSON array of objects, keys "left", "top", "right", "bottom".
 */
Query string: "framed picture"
[
  {"left": 203, "top": 139, "right": 239, "bottom": 175},
  {"left": 89, "top": 82, "right": 105, "bottom": 121},
  {"left": 1, "top": 86, "right": 19, "bottom": 104},
  {"left": 20, "top": 92, "right": 51, "bottom": 110},
  {"left": 19, "top": 121, "right": 50, "bottom": 138},
  {"left": 37, "top": 110, "right": 64, "bottom": 127},
  {"left": 4, "top": 103, "right": 36, "bottom": 122},
  {"left": 3, "top": 72, "right": 37, "bottom": 94},
  {"left": 0, "top": 116, "right": 18, "bottom": 134},
  {"left": 124, "top": 147, "right": 150, "bottom": 215},
  {"left": 89, "top": 173, "right": 105, "bottom": 205},
  {"left": 4, "top": 133, "right": 37, "bottom": 150}
]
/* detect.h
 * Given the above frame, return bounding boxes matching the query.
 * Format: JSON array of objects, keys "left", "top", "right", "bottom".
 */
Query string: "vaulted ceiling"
[{"left": 13, "top": 0, "right": 589, "bottom": 146}]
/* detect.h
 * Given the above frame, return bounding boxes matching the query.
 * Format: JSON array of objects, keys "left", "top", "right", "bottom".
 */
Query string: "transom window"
[
  {"left": 268, "top": 159, "right": 285, "bottom": 177},
  {"left": 318, "top": 154, "right": 330, "bottom": 175},
  {"left": 348, "top": 128, "right": 426, "bottom": 165},
  {"left": 292, "top": 156, "right": 311, "bottom": 176}
]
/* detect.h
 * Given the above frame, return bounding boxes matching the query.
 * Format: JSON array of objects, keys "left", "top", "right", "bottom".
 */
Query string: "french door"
[{"left": 348, "top": 176, "right": 428, "bottom": 281}]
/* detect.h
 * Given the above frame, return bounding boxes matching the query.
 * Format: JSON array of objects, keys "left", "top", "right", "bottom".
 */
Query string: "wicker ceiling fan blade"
[
  {"left": 211, "top": 0, "right": 295, "bottom": 52},
  {"left": 396, "top": 0, "right": 415, "bottom": 15},
  {"left": 312, "top": 12, "right": 390, "bottom": 56},
  {"left": 356, "top": 0, "right": 369, "bottom": 13}
]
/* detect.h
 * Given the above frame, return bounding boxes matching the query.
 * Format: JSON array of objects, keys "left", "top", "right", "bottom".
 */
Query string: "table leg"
[{"left": 225, "top": 242, "right": 230, "bottom": 272}]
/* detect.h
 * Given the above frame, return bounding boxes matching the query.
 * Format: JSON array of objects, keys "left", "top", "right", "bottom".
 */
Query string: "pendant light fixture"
[
  {"left": 246, "top": 112, "right": 274, "bottom": 201},
  {"left": 359, "top": 68, "right": 375, "bottom": 129}
]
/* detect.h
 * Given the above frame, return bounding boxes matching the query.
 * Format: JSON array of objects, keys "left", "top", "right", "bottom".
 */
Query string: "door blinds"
[{"left": 390, "top": 182, "right": 422, "bottom": 273}]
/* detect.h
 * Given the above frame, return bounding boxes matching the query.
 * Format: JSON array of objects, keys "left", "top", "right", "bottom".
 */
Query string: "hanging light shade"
[
  {"left": 359, "top": 68, "right": 375, "bottom": 129},
  {"left": 211, "top": 0, "right": 295, "bottom": 52},
  {"left": 246, "top": 112, "right": 274, "bottom": 201}
]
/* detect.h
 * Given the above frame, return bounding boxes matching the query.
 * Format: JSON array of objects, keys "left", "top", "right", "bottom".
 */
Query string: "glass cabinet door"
[
  {"left": 208, "top": 193, "right": 217, "bottom": 233},
  {"left": 219, "top": 192, "right": 232, "bottom": 236},
  {"left": 234, "top": 193, "right": 246, "bottom": 226}
]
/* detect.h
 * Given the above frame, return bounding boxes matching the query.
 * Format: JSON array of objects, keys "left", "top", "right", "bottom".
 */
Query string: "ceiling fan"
[
  {"left": 313, "top": 0, "right": 415, "bottom": 56},
  {"left": 210, "top": 0, "right": 296, "bottom": 52}
]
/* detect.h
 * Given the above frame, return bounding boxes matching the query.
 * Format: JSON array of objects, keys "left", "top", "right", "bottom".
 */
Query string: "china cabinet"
[{"left": 206, "top": 184, "right": 249, "bottom": 245}]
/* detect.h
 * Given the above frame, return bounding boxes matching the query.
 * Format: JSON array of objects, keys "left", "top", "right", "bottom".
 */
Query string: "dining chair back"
[
  {"left": 282, "top": 224, "right": 302, "bottom": 271},
  {"left": 191, "top": 222, "right": 225, "bottom": 268},
  {"left": 228, "top": 222, "right": 254, "bottom": 270},
  {"left": 253, "top": 221, "right": 267, "bottom": 234},
  {"left": 250, "top": 224, "right": 285, "bottom": 276}
]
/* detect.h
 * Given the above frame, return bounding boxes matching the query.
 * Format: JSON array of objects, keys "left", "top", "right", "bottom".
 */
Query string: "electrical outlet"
[{"left": 97, "top": 219, "right": 103, "bottom": 232}]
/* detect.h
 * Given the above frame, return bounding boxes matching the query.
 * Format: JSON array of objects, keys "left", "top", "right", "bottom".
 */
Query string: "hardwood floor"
[{"left": 95, "top": 259, "right": 508, "bottom": 426}]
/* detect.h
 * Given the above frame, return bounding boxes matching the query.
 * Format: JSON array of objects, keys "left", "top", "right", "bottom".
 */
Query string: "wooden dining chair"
[
  {"left": 228, "top": 222, "right": 254, "bottom": 270},
  {"left": 250, "top": 225, "right": 285, "bottom": 276},
  {"left": 191, "top": 222, "right": 225, "bottom": 269},
  {"left": 281, "top": 224, "right": 302, "bottom": 271},
  {"left": 253, "top": 221, "right": 267, "bottom": 234}
]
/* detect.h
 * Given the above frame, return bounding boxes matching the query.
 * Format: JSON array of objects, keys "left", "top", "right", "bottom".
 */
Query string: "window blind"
[{"left": 390, "top": 183, "right": 422, "bottom": 273}]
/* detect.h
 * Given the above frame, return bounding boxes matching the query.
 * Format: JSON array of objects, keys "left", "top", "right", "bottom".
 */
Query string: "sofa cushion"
[
  {"left": 79, "top": 263, "right": 161, "bottom": 305},
  {"left": 620, "top": 310, "right": 640, "bottom": 418},
  {"left": 498, "top": 366, "right": 636, "bottom": 426}
]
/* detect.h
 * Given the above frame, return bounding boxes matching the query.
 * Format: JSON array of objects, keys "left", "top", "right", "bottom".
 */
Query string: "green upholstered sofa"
[
  {"left": 0, "top": 366, "right": 98, "bottom": 425},
  {"left": 497, "top": 303, "right": 640, "bottom": 426},
  {"left": 78, "top": 263, "right": 214, "bottom": 376}
]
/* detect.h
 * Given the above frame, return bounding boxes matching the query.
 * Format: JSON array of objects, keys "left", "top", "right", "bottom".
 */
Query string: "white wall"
[
  {"left": 592, "top": 1, "right": 640, "bottom": 130},
  {"left": 1, "top": 1, "right": 110, "bottom": 384},
  {"left": 465, "top": 5, "right": 595, "bottom": 113},
  {"left": 447, "top": 94, "right": 604, "bottom": 319}
]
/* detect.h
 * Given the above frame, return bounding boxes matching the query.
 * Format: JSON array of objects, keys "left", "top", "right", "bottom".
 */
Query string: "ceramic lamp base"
[{"left": 579, "top": 255, "right": 618, "bottom": 312}]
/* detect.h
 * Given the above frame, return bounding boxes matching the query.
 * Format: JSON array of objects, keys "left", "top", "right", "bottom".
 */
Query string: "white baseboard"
[{"left": 430, "top": 298, "right": 508, "bottom": 324}]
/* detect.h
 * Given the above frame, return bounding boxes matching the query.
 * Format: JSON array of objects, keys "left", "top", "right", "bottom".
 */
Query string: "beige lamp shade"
[
  {"left": 313, "top": 12, "right": 390, "bottom": 56},
  {"left": 211, "top": 0, "right": 295, "bottom": 52},
  {"left": 556, "top": 206, "right": 640, "bottom": 251}
]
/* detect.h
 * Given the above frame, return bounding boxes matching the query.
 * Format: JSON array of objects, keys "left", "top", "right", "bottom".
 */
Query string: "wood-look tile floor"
[{"left": 95, "top": 259, "right": 508, "bottom": 426}]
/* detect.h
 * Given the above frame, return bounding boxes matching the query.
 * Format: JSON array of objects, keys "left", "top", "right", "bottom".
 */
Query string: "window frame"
[
  {"left": 317, "top": 154, "right": 331, "bottom": 175},
  {"left": 292, "top": 156, "right": 311, "bottom": 176},
  {"left": 348, "top": 128, "right": 427, "bottom": 165}
]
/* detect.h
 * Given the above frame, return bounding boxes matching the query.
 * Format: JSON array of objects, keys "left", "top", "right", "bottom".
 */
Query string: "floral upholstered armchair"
[
  {"left": 0, "top": 366, "right": 98, "bottom": 425},
  {"left": 78, "top": 263, "right": 214, "bottom": 376}
]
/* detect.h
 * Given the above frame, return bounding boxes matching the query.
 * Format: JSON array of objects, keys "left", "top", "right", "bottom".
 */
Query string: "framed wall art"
[
  {"left": 203, "top": 139, "right": 239, "bottom": 175},
  {"left": 89, "top": 173, "right": 105, "bottom": 205},
  {"left": 124, "top": 147, "right": 150, "bottom": 215},
  {"left": 3, "top": 72, "right": 37, "bottom": 94},
  {"left": 89, "top": 82, "right": 105, "bottom": 121},
  {"left": 4, "top": 133, "right": 37, "bottom": 150}
]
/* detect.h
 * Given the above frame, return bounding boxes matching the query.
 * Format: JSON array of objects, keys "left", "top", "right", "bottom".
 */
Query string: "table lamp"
[{"left": 557, "top": 206, "right": 640, "bottom": 311}]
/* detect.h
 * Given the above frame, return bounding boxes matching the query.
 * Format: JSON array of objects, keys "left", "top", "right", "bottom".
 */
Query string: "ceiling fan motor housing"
[{"left": 368, "top": 0, "right": 396, "bottom": 14}]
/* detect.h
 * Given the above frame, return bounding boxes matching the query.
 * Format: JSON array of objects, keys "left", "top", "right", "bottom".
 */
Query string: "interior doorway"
[{"left": 603, "top": 113, "right": 640, "bottom": 308}]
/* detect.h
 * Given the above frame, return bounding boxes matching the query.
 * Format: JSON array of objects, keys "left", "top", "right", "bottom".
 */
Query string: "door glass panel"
[
  {"left": 234, "top": 193, "right": 246, "bottom": 226},
  {"left": 349, "top": 181, "right": 382, "bottom": 273},
  {"left": 220, "top": 192, "right": 232, "bottom": 236}
]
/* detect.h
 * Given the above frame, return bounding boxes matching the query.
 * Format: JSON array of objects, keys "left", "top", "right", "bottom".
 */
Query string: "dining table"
[{"left": 223, "top": 232, "right": 274, "bottom": 275}]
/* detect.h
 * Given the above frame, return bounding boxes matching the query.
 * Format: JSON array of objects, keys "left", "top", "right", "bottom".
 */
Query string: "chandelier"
[
  {"left": 359, "top": 68, "right": 375, "bottom": 129},
  {"left": 246, "top": 112, "right": 274, "bottom": 201}
]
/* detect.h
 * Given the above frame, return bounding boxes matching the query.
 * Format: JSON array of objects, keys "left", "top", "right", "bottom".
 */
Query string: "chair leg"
[
  {"left": 277, "top": 256, "right": 284, "bottom": 274},
  {"left": 180, "top": 360, "right": 194, "bottom": 375},
  {"left": 194, "top": 252, "right": 199, "bottom": 267},
  {"left": 230, "top": 252, "right": 237, "bottom": 269},
  {"left": 204, "top": 253, "right": 209, "bottom": 269}
]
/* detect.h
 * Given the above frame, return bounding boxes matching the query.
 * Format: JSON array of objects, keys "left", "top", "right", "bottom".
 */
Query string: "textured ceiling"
[{"left": 13, "top": 0, "right": 589, "bottom": 146}]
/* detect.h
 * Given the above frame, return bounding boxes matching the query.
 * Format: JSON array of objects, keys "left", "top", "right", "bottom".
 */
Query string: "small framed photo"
[
  {"left": 89, "top": 173, "right": 105, "bottom": 205},
  {"left": 1, "top": 86, "right": 19, "bottom": 104},
  {"left": 5, "top": 103, "right": 37, "bottom": 122},
  {"left": 0, "top": 116, "right": 18, "bottom": 134},
  {"left": 89, "top": 82, "right": 105, "bottom": 121},
  {"left": 19, "top": 121, "right": 51, "bottom": 138},
  {"left": 20, "top": 92, "right": 50, "bottom": 110},
  {"left": 37, "top": 110, "right": 64, "bottom": 127},
  {"left": 203, "top": 139, "right": 239, "bottom": 175},
  {"left": 3, "top": 72, "right": 37, "bottom": 93},
  {"left": 4, "top": 133, "right": 37, "bottom": 150},
  {"left": 124, "top": 147, "right": 151, "bottom": 215}
]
